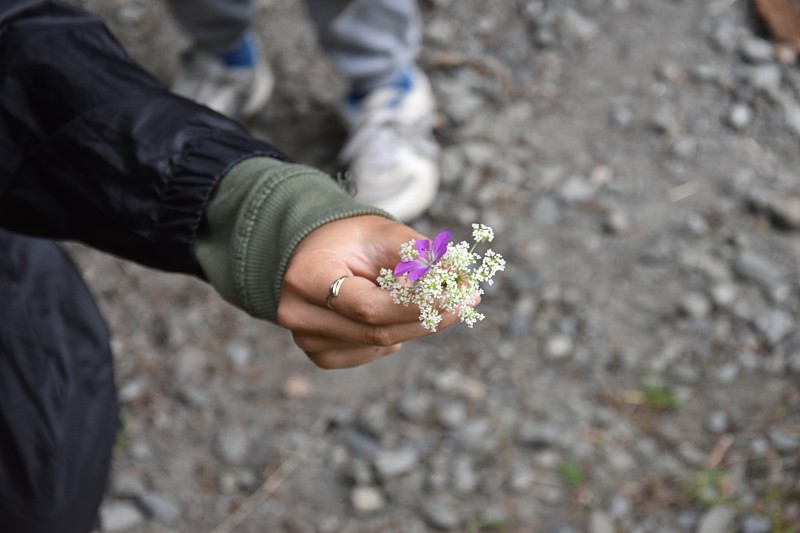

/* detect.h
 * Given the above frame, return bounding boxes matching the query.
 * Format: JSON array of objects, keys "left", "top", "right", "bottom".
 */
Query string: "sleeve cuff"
[{"left": 195, "top": 156, "right": 392, "bottom": 323}]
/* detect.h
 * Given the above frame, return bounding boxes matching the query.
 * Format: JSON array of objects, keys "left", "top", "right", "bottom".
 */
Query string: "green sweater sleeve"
[{"left": 195, "top": 156, "right": 392, "bottom": 323}]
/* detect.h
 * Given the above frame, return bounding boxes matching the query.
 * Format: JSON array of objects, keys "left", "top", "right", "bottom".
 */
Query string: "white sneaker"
[
  {"left": 340, "top": 68, "right": 440, "bottom": 222},
  {"left": 172, "top": 38, "right": 273, "bottom": 121}
]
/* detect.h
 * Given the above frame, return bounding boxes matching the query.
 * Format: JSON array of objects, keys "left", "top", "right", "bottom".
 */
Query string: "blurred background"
[{"left": 70, "top": 0, "right": 799, "bottom": 531}]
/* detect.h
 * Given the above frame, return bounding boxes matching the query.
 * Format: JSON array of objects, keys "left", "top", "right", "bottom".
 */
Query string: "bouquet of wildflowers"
[{"left": 377, "top": 224, "right": 505, "bottom": 331}]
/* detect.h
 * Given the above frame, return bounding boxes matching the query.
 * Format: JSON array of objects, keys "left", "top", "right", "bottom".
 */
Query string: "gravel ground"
[{"left": 68, "top": 0, "right": 800, "bottom": 531}]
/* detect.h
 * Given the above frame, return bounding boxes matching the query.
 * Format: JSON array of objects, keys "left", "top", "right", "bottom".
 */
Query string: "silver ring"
[{"left": 326, "top": 275, "right": 348, "bottom": 310}]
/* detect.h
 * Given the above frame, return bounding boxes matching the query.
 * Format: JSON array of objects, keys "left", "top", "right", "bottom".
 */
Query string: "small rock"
[
  {"left": 747, "top": 64, "right": 782, "bottom": 94},
  {"left": 451, "top": 455, "right": 478, "bottom": 494},
  {"left": 100, "top": 502, "right": 145, "bottom": 532},
  {"left": 697, "top": 506, "right": 736, "bottom": 533},
  {"left": 545, "top": 334, "right": 574, "bottom": 359},
  {"left": 461, "top": 141, "right": 496, "bottom": 168},
  {"left": 344, "top": 429, "right": 378, "bottom": 459},
  {"left": 560, "top": 7, "right": 599, "bottom": 43},
  {"left": 508, "top": 459, "right": 535, "bottom": 493},
  {"left": 680, "top": 292, "right": 712, "bottom": 319},
  {"left": 656, "top": 62, "right": 683, "bottom": 84},
  {"left": 226, "top": 342, "right": 252, "bottom": 369},
  {"left": 373, "top": 448, "right": 419, "bottom": 480},
  {"left": 531, "top": 196, "right": 562, "bottom": 226},
  {"left": 218, "top": 472, "right": 240, "bottom": 494},
  {"left": 672, "top": 136, "right": 698, "bottom": 158},
  {"left": 764, "top": 197, "right": 800, "bottom": 230},
  {"left": 215, "top": 427, "right": 250, "bottom": 465},
  {"left": 589, "top": 510, "right": 615, "bottom": 533},
  {"left": 282, "top": 373, "right": 311, "bottom": 399},
  {"left": 358, "top": 401, "right": 390, "bottom": 437},
  {"left": 728, "top": 104, "right": 752, "bottom": 130},
  {"left": 753, "top": 309, "right": 794, "bottom": 346},
  {"left": 538, "top": 482, "right": 564, "bottom": 505},
  {"left": 711, "top": 22, "right": 739, "bottom": 53},
  {"left": 734, "top": 251, "right": 783, "bottom": 289},
  {"left": 652, "top": 105, "right": 681, "bottom": 136},
  {"left": 690, "top": 64, "right": 719, "bottom": 83},
  {"left": 769, "top": 427, "right": 800, "bottom": 454},
  {"left": 454, "top": 419, "right": 499, "bottom": 455},
  {"left": 118, "top": 378, "right": 149, "bottom": 404},
  {"left": 517, "top": 422, "right": 563, "bottom": 449},
  {"left": 440, "top": 147, "right": 466, "bottom": 187},
  {"left": 705, "top": 410, "right": 730, "bottom": 435},
  {"left": 178, "top": 385, "right": 209, "bottom": 407},
  {"left": 740, "top": 37, "right": 775, "bottom": 63},
  {"left": 610, "top": 102, "right": 634, "bottom": 127},
  {"left": 477, "top": 504, "right": 510, "bottom": 529},
  {"left": 740, "top": 515, "right": 773, "bottom": 533},
  {"left": 349, "top": 458, "right": 374, "bottom": 486},
  {"left": 788, "top": 352, "right": 800, "bottom": 374},
  {"left": 710, "top": 283, "right": 737, "bottom": 308},
  {"left": 129, "top": 439, "right": 152, "bottom": 460},
  {"left": 424, "top": 18, "right": 457, "bottom": 45},
  {"left": 436, "top": 79, "right": 484, "bottom": 125},
  {"left": 428, "top": 453, "right": 450, "bottom": 491},
  {"left": 715, "top": 362, "right": 740, "bottom": 384},
  {"left": 433, "top": 370, "right": 486, "bottom": 401},
  {"left": 350, "top": 486, "right": 385, "bottom": 514},
  {"left": 136, "top": 493, "right": 180, "bottom": 525},
  {"left": 435, "top": 400, "right": 468, "bottom": 429},
  {"left": 603, "top": 209, "right": 630, "bottom": 235},
  {"left": 677, "top": 510, "right": 699, "bottom": 530},
  {"left": 113, "top": 1, "right": 148, "bottom": 26},
  {"left": 678, "top": 442, "right": 707, "bottom": 467},
  {"left": 110, "top": 473, "right": 145, "bottom": 498},
  {"left": 559, "top": 176, "right": 594, "bottom": 203},
  {"left": 506, "top": 295, "right": 537, "bottom": 337},
  {"left": 775, "top": 43, "right": 798, "bottom": 65},
  {"left": 398, "top": 390, "right": 432, "bottom": 423},
  {"left": 607, "top": 449, "right": 635, "bottom": 472},
  {"left": 420, "top": 494, "right": 464, "bottom": 531},
  {"left": 610, "top": 495, "right": 632, "bottom": 519}
]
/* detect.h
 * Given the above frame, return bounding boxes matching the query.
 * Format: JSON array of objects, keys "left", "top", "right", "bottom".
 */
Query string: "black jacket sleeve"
[{"left": 0, "top": 0, "right": 286, "bottom": 277}]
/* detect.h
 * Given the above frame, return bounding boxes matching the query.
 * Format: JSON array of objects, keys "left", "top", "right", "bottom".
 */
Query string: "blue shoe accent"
[
  {"left": 217, "top": 33, "right": 257, "bottom": 68},
  {"left": 346, "top": 68, "right": 415, "bottom": 109}
]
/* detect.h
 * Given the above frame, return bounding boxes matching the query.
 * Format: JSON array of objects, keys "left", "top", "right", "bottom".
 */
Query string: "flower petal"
[
  {"left": 394, "top": 260, "right": 423, "bottom": 276},
  {"left": 415, "top": 238, "right": 431, "bottom": 259},
  {"left": 431, "top": 231, "right": 451, "bottom": 262},
  {"left": 406, "top": 264, "right": 430, "bottom": 281}
]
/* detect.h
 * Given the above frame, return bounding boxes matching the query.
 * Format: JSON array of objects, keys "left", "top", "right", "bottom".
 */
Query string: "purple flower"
[{"left": 394, "top": 231, "right": 451, "bottom": 281}]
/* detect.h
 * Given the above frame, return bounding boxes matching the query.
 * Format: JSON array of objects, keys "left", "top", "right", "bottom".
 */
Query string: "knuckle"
[
  {"left": 365, "top": 326, "right": 394, "bottom": 347},
  {"left": 351, "top": 298, "right": 381, "bottom": 324},
  {"left": 277, "top": 305, "right": 303, "bottom": 330}
]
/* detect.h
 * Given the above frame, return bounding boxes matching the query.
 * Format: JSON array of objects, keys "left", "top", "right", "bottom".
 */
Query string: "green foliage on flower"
[{"left": 377, "top": 224, "right": 506, "bottom": 332}]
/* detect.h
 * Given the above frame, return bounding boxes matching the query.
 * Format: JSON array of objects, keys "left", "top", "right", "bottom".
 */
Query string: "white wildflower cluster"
[{"left": 377, "top": 224, "right": 506, "bottom": 332}]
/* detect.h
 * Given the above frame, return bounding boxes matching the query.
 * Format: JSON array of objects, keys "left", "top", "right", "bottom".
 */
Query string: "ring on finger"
[{"left": 326, "top": 275, "right": 349, "bottom": 310}]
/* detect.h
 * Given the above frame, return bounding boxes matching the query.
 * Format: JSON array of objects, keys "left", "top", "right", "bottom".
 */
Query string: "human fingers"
[
  {"left": 320, "top": 275, "right": 425, "bottom": 325},
  {"left": 304, "top": 343, "right": 403, "bottom": 370},
  {"left": 279, "top": 289, "right": 459, "bottom": 347}
]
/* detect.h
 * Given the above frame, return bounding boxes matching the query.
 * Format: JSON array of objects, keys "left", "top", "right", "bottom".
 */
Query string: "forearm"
[{"left": 0, "top": 0, "right": 283, "bottom": 276}]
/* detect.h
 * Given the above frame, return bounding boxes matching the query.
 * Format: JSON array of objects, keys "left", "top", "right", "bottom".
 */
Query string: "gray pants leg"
[
  {"left": 165, "top": 0, "right": 254, "bottom": 52},
  {"left": 165, "top": 0, "right": 421, "bottom": 91},
  {"left": 305, "top": 0, "right": 421, "bottom": 92}
]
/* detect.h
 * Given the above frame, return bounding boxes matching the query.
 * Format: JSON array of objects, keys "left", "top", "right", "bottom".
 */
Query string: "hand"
[{"left": 278, "top": 216, "right": 460, "bottom": 369}]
